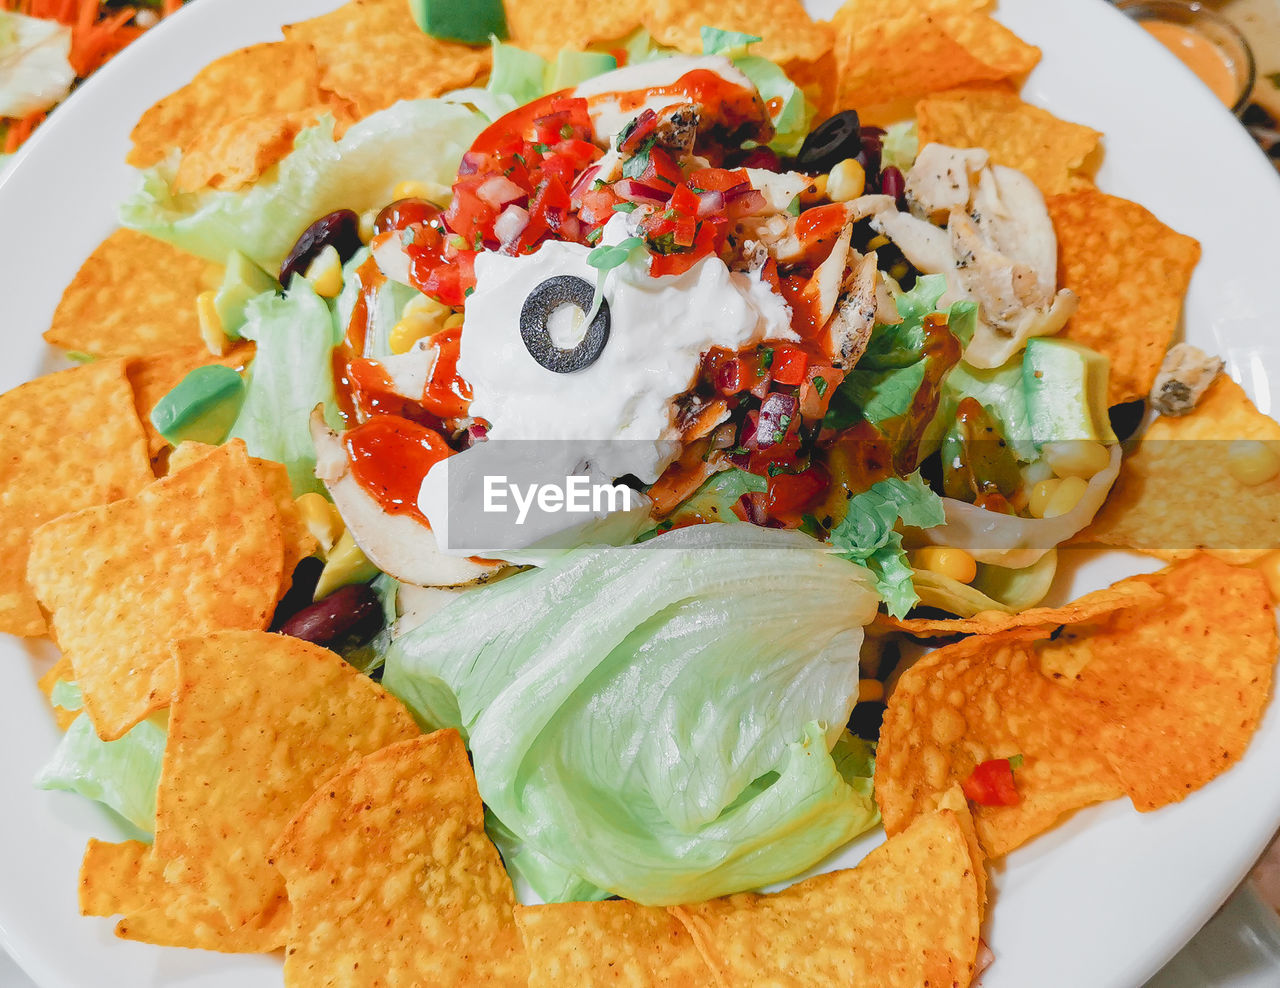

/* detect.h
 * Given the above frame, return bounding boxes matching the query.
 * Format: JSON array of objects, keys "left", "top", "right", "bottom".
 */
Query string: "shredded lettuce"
[
  {"left": 228, "top": 278, "right": 341, "bottom": 497},
  {"left": 36, "top": 707, "right": 166, "bottom": 839},
  {"left": 699, "top": 26, "right": 811, "bottom": 156},
  {"left": 881, "top": 120, "right": 919, "bottom": 173},
  {"left": 649, "top": 468, "right": 765, "bottom": 535},
  {"left": 827, "top": 473, "right": 946, "bottom": 618},
  {"left": 700, "top": 27, "right": 761, "bottom": 57},
  {"left": 383, "top": 524, "right": 880, "bottom": 905},
  {"left": 121, "top": 100, "right": 487, "bottom": 272}
]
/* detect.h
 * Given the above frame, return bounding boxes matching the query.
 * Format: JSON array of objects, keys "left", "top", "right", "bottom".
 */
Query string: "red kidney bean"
[
  {"left": 279, "top": 583, "right": 383, "bottom": 650},
  {"left": 270, "top": 556, "right": 324, "bottom": 631},
  {"left": 735, "top": 147, "right": 781, "bottom": 172},
  {"left": 880, "top": 165, "right": 906, "bottom": 205},
  {"left": 279, "top": 209, "right": 362, "bottom": 285}
]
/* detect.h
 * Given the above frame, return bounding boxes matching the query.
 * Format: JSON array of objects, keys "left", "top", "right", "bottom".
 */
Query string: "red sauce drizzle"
[{"left": 344, "top": 415, "right": 452, "bottom": 525}]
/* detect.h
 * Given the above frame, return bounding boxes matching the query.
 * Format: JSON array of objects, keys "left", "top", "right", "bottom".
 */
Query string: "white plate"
[{"left": 2, "top": 1, "right": 1279, "bottom": 985}]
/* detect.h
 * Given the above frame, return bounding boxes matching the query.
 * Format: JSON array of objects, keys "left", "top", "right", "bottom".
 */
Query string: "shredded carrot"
[{"left": 4, "top": 112, "right": 47, "bottom": 154}]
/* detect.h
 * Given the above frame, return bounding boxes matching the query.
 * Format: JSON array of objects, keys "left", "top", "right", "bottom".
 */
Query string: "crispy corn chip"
[
  {"left": 505, "top": 0, "right": 644, "bottom": 58},
  {"left": 27, "top": 441, "right": 285, "bottom": 740},
  {"left": 645, "top": 0, "right": 833, "bottom": 64},
  {"left": 284, "top": 0, "right": 491, "bottom": 118},
  {"left": 1045, "top": 556, "right": 1276, "bottom": 811},
  {"left": 128, "top": 42, "right": 329, "bottom": 168},
  {"left": 155, "top": 632, "right": 420, "bottom": 930},
  {"left": 1086, "top": 377, "right": 1280, "bottom": 560},
  {"left": 1050, "top": 187, "right": 1202, "bottom": 404},
  {"left": 671, "top": 805, "right": 982, "bottom": 988},
  {"left": 272, "top": 730, "right": 526, "bottom": 987},
  {"left": 45, "top": 231, "right": 210, "bottom": 358},
  {"left": 889, "top": 581, "right": 1162, "bottom": 637},
  {"left": 916, "top": 88, "right": 1100, "bottom": 195},
  {"left": 79, "top": 839, "right": 288, "bottom": 953},
  {"left": 174, "top": 109, "right": 323, "bottom": 193},
  {"left": 0, "top": 359, "right": 152, "bottom": 636},
  {"left": 517, "top": 899, "right": 712, "bottom": 987},
  {"left": 37, "top": 656, "right": 79, "bottom": 730},
  {"left": 876, "top": 625, "right": 1123, "bottom": 857},
  {"left": 127, "top": 343, "right": 254, "bottom": 457},
  {"left": 830, "top": 4, "right": 1038, "bottom": 127}
]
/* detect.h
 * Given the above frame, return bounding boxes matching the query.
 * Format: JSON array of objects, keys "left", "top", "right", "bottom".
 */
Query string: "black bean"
[
  {"left": 279, "top": 583, "right": 383, "bottom": 650},
  {"left": 279, "top": 209, "right": 362, "bottom": 286}
]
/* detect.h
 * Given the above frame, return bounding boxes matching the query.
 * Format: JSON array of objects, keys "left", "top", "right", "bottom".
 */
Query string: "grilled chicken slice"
[
  {"left": 904, "top": 143, "right": 989, "bottom": 223},
  {"left": 824, "top": 250, "right": 879, "bottom": 368}
]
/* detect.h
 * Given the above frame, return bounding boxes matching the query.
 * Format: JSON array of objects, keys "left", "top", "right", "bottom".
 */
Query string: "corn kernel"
[
  {"left": 358, "top": 208, "right": 379, "bottom": 244},
  {"left": 1043, "top": 475, "right": 1089, "bottom": 518},
  {"left": 1227, "top": 440, "right": 1280, "bottom": 486},
  {"left": 1044, "top": 440, "right": 1111, "bottom": 479},
  {"left": 389, "top": 295, "right": 453, "bottom": 354},
  {"left": 826, "top": 158, "right": 866, "bottom": 202},
  {"left": 866, "top": 234, "right": 891, "bottom": 251},
  {"left": 799, "top": 173, "right": 828, "bottom": 205},
  {"left": 314, "top": 529, "right": 379, "bottom": 600},
  {"left": 403, "top": 293, "right": 451, "bottom": 321},
  {"left": 195, "top": 290, "right": 230, "bottom": 356},
  {"left": 393, "top": 179, "right": 450, "bottom": 205},
  {"left": 889, "top": 261, "right": 910, "bottom": 282},
  {"left": 1028, "top": 478, "right": 1061, "bottom": 518},
  {"left": 443, "top": 312, "right": 465, "bottom": 330},
  {"left": 305, "top": 245, "right": 344, "bottom": 298},
  {"left": 911, "top": 546, "right": 978, "bottom": 584},
  {"left": 294, "top": 492, "right": 344, "bottom": 555},
  {"left": 1248, "top": 549, "right": 1280, "bottom": 601},
  {"left": 858, "top": 679, "right": 884, "bottom": 703}
]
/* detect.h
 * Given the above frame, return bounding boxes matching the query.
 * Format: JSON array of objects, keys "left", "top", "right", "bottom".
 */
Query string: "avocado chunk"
[
  {"left": 410, "top": 0, "right": 507, "bottom": 44},
  {"left": 151, "top": 365, "right": 246, "bottom": 448},
  {"left": 547, "top": 49, "right": 617, "bottom": 90},
  {"left": 1022, "top": 338, "right": 1117, "bottom": 447},
  {"left": 215, "top": 250, "right": 278, "bottom": 340}
]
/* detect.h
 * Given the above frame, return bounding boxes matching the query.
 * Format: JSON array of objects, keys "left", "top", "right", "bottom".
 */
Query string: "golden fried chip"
[
  {"left": 128, "top": 42, "right": 329, "bottom": 168},
  {"left": 1086, "top": 377, "right": 1280, "bottom": 560},
  {"left": 1046, "top": 556, "right": 1276, "bottom": 811},
  {"left": 830, "top": 4, "right": 1038, "bottom": 127},
  {"left": 79, "top": 839, "right": 288, "bottom": 953},
  {"left": 284, "top": 0, "right": 491, "bottom": 118},
  {"left": 517, "top": 899, "right": 712, "bottom": 987},
  {"left": 0, "top": 359, "right": 152, "bottom": 636},
  {"left": 155, "top": 632, "right": 420, "bottom": 931},
  {"left": 27, "top": 441, "right": 285, "bottom": 740},
  {"left": 37, "top": 656, "right": 79, "bottom": 730},
  {"left": 876, "top": 626, "right": 1123, "bottom": 857},
  {"left": 890, "top": 581, "right": 1162, "bottom": 637},
  {"left": 672, "top": 806, "right": 982, "bottom": 988},
  {"left": 645, "top": 0, "right": 833, "bottom": 64},
  {"left": 1048, "top": 187, "right": 1201, "bottom": 404},
  {"left": 272, "top": 730, "right": 526, "bottom": 987},
  {"left": 505, "top": 0, "right": 645, "bottom": 58},
  {"left": 174, "top": 109, "right": 323, "bottom": 193},
  {"left": 916, "top": 88, "right": 1101, "bottom": 194},
  {"left": 127, "top": 343, "right": 254, "bottom": 456},
  {"left": 45, "top": 231, "right": 210, "bottom": 358}
]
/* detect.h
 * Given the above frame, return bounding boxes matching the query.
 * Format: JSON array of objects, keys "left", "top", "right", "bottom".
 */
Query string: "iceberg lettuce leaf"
[{"left": 383, "top": 524, "right": 881, "bottom": 904}]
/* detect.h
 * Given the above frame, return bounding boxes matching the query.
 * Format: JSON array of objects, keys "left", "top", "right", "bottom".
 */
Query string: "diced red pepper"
[
  {"left": 766, "top": 464, "right": 829, "bottom": 517},
  {"left": 638, "top": 146, "right": 684, "bottom": 188},
  {"left": 617, "top": 108, "right": 658, "bottom": 155},
  {"left": 771, "top": 345, "right": 810, "bottom": 387},
  {"left": 962, "top": 758, "right": 1021, "bottom": 807},
  {"left": 444, "top": 175, "right": 498, "bottom": 246},
  {"left": 668, "top": 182, "right": 700, "bottom": 217},
  {"left": 687, "top": 166, "right": 749, "bottom": 193}
]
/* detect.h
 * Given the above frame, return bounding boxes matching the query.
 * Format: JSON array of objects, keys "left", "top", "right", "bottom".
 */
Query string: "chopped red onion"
[
  {"left": 478, "top": 175, "right": 524, "bottom": 208},
  {"left": 756, "top": 392, "right": 798, "bottom": 448},
  {"left": 493, "top": 204, "right": 530, "bottom": 246}
]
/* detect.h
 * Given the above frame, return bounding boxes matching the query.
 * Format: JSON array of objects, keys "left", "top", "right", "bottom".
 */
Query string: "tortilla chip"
[
  {"left": 27, "top": 441, "right": 285, "bottom": 740},
  {"left": 1045, "top": 556, "right": 1276, "bottom": 811},
  {"left": 79, "top": 839, "right": 288, "bottom": 953},
  {"left": 645, "top": 0, "right": 833, "bottom": 64},
  {"left": 272, "top": 730, "right": 526, "bottom": 986},
  {"left": 174, "top": 109, "right": 323, "bottom": 193},
  {"left": 284, "top": 0, "right": 491, "bottom": 118},
  {"left": 127, "top": 343, "right": 254, "bottom": 457},
  {"left": 916, "top": 88, "right": 1101, "bottom": 195},
  {"left": 128, "top": 42, "right": 329, "bottom": 168},
  {"left": 890, "top": 581, "right": 1162, "bottom": 637},
  {"left": 505, "top": 0, "right": 645, "bottom": 58},
  {"left": 1048, "top": 187, "right": 1202, "bottom": 405},
  {"left": 0, "top": 360, "right": 153, "bottom": 636},
  {"left": 671, "top": 805, "right": 982, "bottom": 988},
  {"left": 830, "top": 5, "right": 1037, "bottom": 127},
  {"left": 517, "top": 899, "right": 712, "bottom": 987},
  {"left": 876, "top": 625, "right": 1123, "bottom": 857},
  {"left": 37, "top": 656, "right": 79, "bottom": 730},
  {"left": 45, "top": 231, "right": 210, "bottom": 358},
  {"left": 153, "top": 632, "right": 419, "bottom": 932},
  {"left": 1086, "top": 377, "right": 1280, "bottom": 560}
]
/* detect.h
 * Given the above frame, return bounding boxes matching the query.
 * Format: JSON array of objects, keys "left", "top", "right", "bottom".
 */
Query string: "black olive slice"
[
  {"left": 795, "top": 109, "right": 862, "bottom": 175},
  {"left": 519, "top": 275, "right": 610, "bottom": 374}
]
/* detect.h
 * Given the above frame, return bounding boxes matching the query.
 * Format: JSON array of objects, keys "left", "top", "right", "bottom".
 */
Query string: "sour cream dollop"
[{"left": 454, "top": 216, "right": 795, "bottom": 484}]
